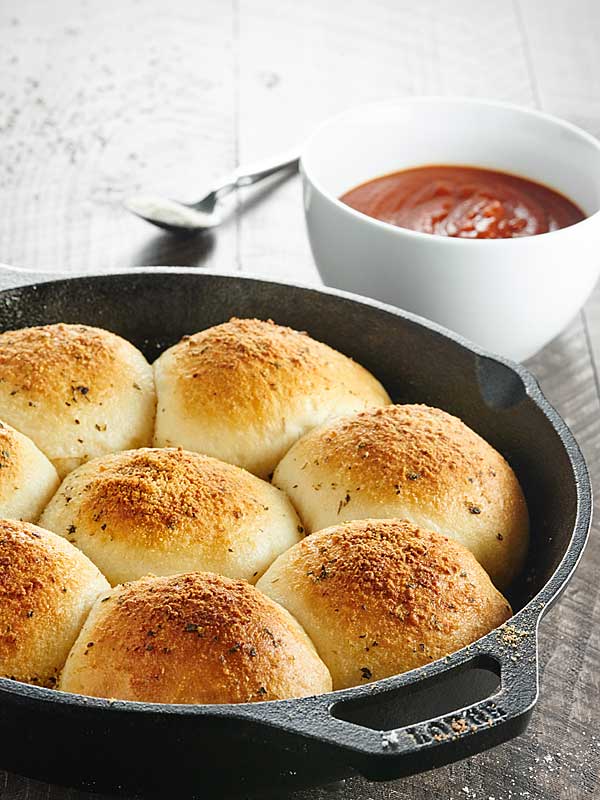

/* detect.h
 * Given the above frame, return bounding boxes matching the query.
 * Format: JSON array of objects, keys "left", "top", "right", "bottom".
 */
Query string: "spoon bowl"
[{"left": 124, "top": 194, "right": 221, "bottom": 232}]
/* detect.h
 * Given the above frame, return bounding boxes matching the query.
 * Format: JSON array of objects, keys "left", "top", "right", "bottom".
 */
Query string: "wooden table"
[{"left": 0, "top": 1, "right": 599, "bottom": 798}]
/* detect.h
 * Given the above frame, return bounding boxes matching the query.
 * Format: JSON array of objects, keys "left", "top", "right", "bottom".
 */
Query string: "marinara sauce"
[{"left": 340, "top": 165, "right": 585, "bottom": 239}]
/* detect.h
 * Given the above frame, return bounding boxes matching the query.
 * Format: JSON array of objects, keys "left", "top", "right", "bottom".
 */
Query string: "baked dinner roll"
[
  {"left": 60, "top": 572, "right": 332, "bottom": 703},
  {"left": 273, "top": 404, "right": 529, "bottom": 589},
  {"left": 257, "top": 519, "right": 512, "bottom": 690},
  {"left": 0, "top": 420, "right": 60, "bottom": 521},
  {"left": 39, "top": 447, "right": 303, "bottom": 586},
  {"left": 0, "top": 323, "right": 156, "bottom": 477},
  {"left": 153, "top": 318, "right": 390, "bottom": 479},
  {"left": 0, "top": 519, "right": 109, "bottom": 688}
]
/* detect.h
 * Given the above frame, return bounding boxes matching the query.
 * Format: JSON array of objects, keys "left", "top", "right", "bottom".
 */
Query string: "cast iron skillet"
[{"left": 0, "top": 266, "right": 591, "bottom": 798}]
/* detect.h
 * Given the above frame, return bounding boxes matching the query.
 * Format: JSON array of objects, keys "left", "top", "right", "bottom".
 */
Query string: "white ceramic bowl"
[{"left": 300, "top": 97, "right": 600, "bottom": 361}]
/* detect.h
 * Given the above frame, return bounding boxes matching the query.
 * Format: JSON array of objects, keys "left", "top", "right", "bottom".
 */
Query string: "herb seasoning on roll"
[
  {"left": 273, "top": 404, "right": 529, "bottom": 591},
  {"left": 257, "top": 518, "right": 512, "bottom": 690},
  {"left": 340, "top": 165, "right": 585, "bottom": 238}
]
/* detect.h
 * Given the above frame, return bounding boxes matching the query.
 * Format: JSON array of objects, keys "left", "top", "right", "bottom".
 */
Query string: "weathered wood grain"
[
  {"left": 0, "top": 0, "right": 599, "bottom": 798},
  {"left": 0, "top": 0, "right": 238, "bottom": 274}
]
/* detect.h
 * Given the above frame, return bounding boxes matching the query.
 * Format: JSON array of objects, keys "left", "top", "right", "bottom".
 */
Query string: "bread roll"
[
  {"left": 0, "top": 324, "right": 156, "bottom": 477},
  {"left": 0, "top": 420, "right": 60, "bottom": 521},
  {"left": 273, "top": 404, "right": 529, "bottom": 589},
  {"left": 0, "top": 519, "right": 109, "bottom": 687},
  {"left": 257, "top": 519, "right": 512, "bottom": 690},
  {"left": 60, "top": 572, "right": 332, "bottom": 703},
  {"left": 153, "top": 318, "right": 390, "bottom": 479},
  {"left": 39, "top": 448, "right": 303, "bottom": 586}
]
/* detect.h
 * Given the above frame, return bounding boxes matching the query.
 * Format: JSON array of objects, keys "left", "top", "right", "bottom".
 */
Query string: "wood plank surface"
[{"left": 0, "top": 1, "right": 599, "bottom": 798}]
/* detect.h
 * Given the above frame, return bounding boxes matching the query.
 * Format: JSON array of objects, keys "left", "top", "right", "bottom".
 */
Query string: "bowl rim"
[
  {"left": 300, "top": 95, "right": 600, "bottom": 245},
  {"left": 0, "top": 267, "right": 592, "bottom": 720}
]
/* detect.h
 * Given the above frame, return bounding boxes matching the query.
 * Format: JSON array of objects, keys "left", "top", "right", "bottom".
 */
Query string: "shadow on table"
[
  {"left": 129, "top": 227, "right": 217, "bottom": 268},
  {"left": 1, "top": 770, "right": 349, "bottom": 800}
]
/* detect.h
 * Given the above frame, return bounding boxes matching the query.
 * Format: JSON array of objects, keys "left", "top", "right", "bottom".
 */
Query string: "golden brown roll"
[
  {"left": 59, "top": 572, "right": 332, "bottom": 703},
  {"left": 0, "top": 420, "right": 60, "bottom": 521},
  {"left": 153, "top": 318, "right": 390, "bottom": 479},
  {"left": 0, "top": 519, "right": 109, "bottom": 687},
  {"left": 0, "top": 323, "right": 156, "bottom": 477},
  {"left": 39, "top": 448, "right": 304, "bottom": 586},
  {"left": 257, "top": 518, "right": 512, "bottom": 690},
  {"left": 273, "top": 404, "right": 529, "bottom": 589}
]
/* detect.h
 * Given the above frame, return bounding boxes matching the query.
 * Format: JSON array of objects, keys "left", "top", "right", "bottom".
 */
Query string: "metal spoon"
[{"left": 125, "top": 151, "right": 300, "bottom": 232}]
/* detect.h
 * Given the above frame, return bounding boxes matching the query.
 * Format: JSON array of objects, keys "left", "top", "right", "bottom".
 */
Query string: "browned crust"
[
  {"left": 60, "top": 572, "right": 332, "bottom": 703},
  {"left": 0, "top": 422, "right": 25, "bottom": 489},
  {"left": 281, "top": 404, "right": 522, "bottom": 508},
  {"left": 0, "top": 323, "right": 135, "bottom": 406},
  {"left": 280, "top": 518, "right": 512, "bottom": 628},
  {"left": 0, "top": 519, "right": 107, "bottom": 686},
  {"left": 159, "top": 318, "right": 390, "bottom": 423},
  {"left": 258, "top": 518, "right": 512, "bottom": 687},
  {"left": 273, "top": 404, "right": 529, "bottom": 588},
  {"left": 55, "top": 448, "right": 278, "bottom": 549}
]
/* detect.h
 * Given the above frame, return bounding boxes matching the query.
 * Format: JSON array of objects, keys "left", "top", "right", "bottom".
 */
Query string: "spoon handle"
[{"left": 214, "top": 151, "right": 300, "bottom": 199}]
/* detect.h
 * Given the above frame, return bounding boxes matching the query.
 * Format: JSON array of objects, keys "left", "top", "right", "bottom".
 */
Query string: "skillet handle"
[{"left": 259, "top": 622, "right": 538, "bottom": 781}]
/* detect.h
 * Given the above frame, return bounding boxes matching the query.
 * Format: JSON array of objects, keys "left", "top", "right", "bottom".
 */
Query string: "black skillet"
[{"left": 0, "top": 266, "right": 591, "bottom": 797}]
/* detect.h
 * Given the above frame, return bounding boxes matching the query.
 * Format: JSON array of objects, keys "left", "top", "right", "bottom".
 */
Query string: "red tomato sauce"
[{"left": 340, "top": 165, "right": 585, "bottom": 239}]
